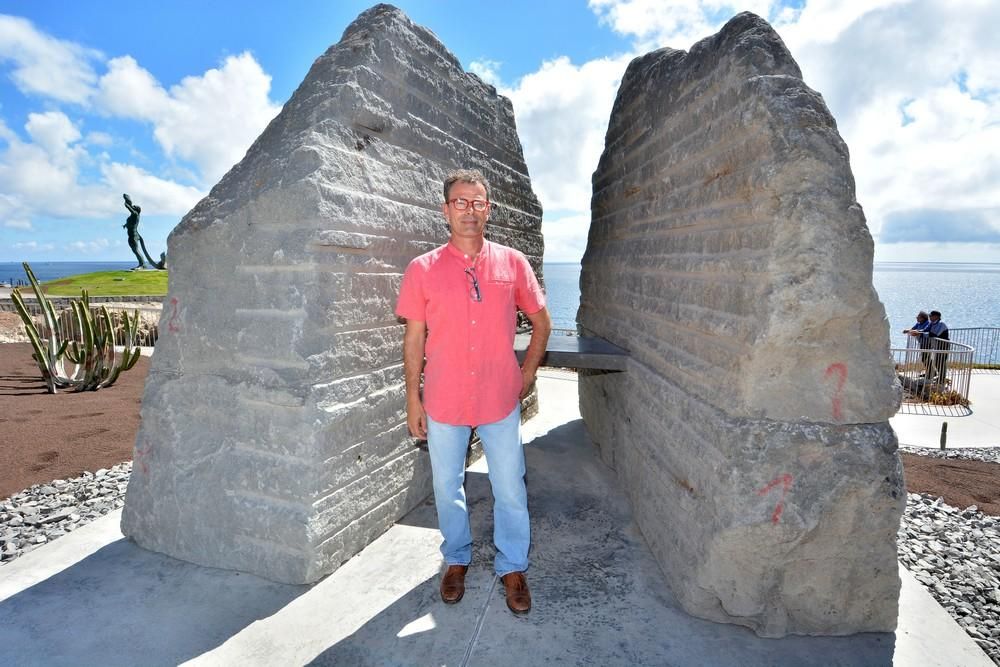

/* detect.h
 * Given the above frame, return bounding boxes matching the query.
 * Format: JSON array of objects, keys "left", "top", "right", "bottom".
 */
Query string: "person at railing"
[
  {"left": 921, "top": 310, "right": 950, "bottom": 385},
  {"left": 904, "top": 310, "right": 932, "bottom": 373},
  {"left": 903, "top": 311, "right": 930, "bottom": 337}
]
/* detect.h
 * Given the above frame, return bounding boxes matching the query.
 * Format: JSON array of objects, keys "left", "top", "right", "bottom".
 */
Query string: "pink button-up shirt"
[{"left": 396, "top": 240, "right": 545, "bottom": 426}]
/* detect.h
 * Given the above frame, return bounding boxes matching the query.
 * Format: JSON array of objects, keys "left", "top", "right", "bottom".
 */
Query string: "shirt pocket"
[{"left": 481, "top": 278, "right": 515, "bottom": 308}]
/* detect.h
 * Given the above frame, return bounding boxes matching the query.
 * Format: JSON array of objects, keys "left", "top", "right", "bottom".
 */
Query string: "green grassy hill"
[{"left": 41, "top": 270, "right": 168, "bottom": 296}]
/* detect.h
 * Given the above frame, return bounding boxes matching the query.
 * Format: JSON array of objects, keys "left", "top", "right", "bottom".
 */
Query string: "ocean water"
[
  {"left": 5, "top": 261, "right": 996, "bottom": 358},
  {"left": 0, "top": 261, "right": 137, "bottom": 286},
  {"left": 543, "top": 261, "right": 1000, "bottom": 351}
]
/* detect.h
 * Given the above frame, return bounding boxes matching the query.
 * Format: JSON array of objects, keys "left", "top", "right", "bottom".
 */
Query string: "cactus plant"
[
  {"left": 64, "top": 291, "right": 141, "bottom": 390},
  {"left": 10, "top": 262, "right": 142, "bottom": 393},
  {"left": 10, "top": 262, "right": 70, "bottom": 392}
]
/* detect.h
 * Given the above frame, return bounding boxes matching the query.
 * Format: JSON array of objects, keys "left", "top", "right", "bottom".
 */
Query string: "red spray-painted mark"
[
  {"left": 757, "top": 473, "right": 793, "bottom": 524},
  {"left": 135, "top": 441, "right": 153, "bottom": 475},
  {"left": 825, "top": 362, "right": 847, "bottom": 421},
  {"left": 167, "top": 297, "right": 181, "bottom": 333}
]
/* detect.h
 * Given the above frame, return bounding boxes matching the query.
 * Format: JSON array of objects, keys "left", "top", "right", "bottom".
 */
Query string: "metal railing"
[
  {"left": 949, "top": 327, "right": 1000, "bottom": 370},
  {"left": 892, "top": 336, "right": 974, "bottom": 415},
  {"left": 16, "top": 303, "right": 162, "bottom": 348}
]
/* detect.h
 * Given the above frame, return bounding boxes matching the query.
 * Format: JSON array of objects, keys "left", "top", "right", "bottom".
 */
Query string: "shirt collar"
[{"left": 446, "top": 239, "right": 490, "bottom": 265}]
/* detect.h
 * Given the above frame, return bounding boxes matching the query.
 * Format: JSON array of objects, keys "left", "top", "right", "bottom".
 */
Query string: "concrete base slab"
[{"left": 0, "top": 372, "right": 991, "bottom": 666}]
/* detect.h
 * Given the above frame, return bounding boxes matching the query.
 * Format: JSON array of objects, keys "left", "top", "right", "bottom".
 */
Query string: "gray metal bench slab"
[{"left": 514, "top": 333, "right": 628, "bottom": 371}]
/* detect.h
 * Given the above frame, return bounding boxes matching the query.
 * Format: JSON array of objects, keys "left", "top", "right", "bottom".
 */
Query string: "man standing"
[
  {"left": 925, "top": 310, "right": 950, "bottom": 384},
  {"left": 396, "top": 169, "right": 551, "bottom": 614}
]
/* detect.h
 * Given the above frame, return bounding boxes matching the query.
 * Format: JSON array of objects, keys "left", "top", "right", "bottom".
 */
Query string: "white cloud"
[
  {"left": 498, "top": 54, "right": 632, "bottom": 214},
  {"left": 777, "top": 0, "right": 913, "bottom": 48},
  {"left": 100, "top": 162, "right": 203, "bottom": 215},
  {"left": 469, "top": 59, "right": 503, "bottom": 87},
  {"left": 95, "top": 55, "right": 171, "bottom": 119},
  {"left": 67, "top": 238, "right": 111, "bottom": 253},
  {"left": 13, "top": 240, "right": 55, "bottom": 251},
  {"left": 0, "top": 112, "right": 204, "bottom": 221},
  {"left": 0, "top": 113, "right": 89, "bottom": 215},
  {"left": 542, "top": 213, "right": 592, "bottom": 262},
  {"left": 784, "top": 0, "right": 1000, "bottom": 245},
  {"left": 0, "top": 14, "right": 101, "bottom": 103},
  {"left": 25, "top": 110, "right": 81, "bottom": 156},
  {"left": 94, "top": 51, "right": 282, "bottom": 184},
  {"left": 85, "top": 131, "right": 113, "bottom": 147},
  {"left": 589, "top": 0, "right": 775, "bottom": 50},
  {"left": 0, "top": 191, "right": 31, "bottom": 229},
  {"left": 543, "top": 0, "right": 1000, "bottom": 261},
  {"left": 0, "top": 18, "right": 277, "bottom": 239}
]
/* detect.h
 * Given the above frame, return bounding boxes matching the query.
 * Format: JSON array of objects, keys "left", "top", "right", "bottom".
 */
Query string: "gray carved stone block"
[
  {"left": 121, "top": 3, "right": 542, "bottom": 584},
  {"left": 579, "top": 12, "right": 903, "bottom": 637}
]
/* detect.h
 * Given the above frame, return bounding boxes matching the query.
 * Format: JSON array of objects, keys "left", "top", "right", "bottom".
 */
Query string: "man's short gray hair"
[{"left": 443, "top": 169, "right": 491, "bottom": 202}]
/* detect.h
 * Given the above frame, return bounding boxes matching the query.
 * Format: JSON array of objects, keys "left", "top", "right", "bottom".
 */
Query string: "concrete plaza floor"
[
  {"left": 0, "top": 371, "right": 993, "bottom": 666},
  {"left": 890, "top": 372, "right": 1000, "bottom": 449}
]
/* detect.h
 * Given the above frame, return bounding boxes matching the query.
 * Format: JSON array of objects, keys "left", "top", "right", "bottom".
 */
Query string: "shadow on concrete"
[
  {"left": 308, "top": 418, "right": 897, "bottom": 666},
  {"left": 0, "top": 537, "right": 307, "bottom": 666}
]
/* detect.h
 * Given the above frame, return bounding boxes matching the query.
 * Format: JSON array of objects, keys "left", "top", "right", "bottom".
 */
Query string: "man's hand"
[
  {"left": 407, "top": 395, "right": 428, "bottom": 439},
  {"left": 519, "top": 367, "right": 536, "bottom": 400}
]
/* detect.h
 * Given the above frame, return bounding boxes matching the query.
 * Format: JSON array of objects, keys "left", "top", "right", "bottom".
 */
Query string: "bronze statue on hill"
[{"left": 123, "top": 194, "right": 166, "bottom": 270}]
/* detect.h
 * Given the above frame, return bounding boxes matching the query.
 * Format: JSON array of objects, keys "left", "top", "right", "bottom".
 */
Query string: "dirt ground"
[
  {"left": 1, "top": 342, "right": 998, "bottom": 514},
  {"left": 901, "top": 453, "right": 1000, "bottom": 515},
  {"left": 0, "top": 343, "right": 150, "bottom": 498}
]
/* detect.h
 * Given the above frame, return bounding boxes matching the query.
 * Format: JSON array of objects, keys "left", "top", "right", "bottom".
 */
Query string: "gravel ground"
[
  {"left": 1, "top": 462, "right": 130, "bottom": 562},
  {"left": 900, "top": 444, "right": 1000, "bottom": 464},
  {"left": 898, "top": 445, "right": 1000, "bottom": 663},
  {"left": 1, "top": 454, "right": 998, "bottom": 664}
]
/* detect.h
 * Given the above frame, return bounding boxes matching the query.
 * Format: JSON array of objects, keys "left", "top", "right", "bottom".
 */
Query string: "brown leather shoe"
[
  {"left": 501, "top": 571, "right": 531, "bottom": 614},
  {"left": 440, "top": 565, "right": 468, "bottom": 604}
]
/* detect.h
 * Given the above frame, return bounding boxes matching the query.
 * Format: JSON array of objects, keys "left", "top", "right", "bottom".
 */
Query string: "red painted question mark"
[
  {"left": 167, "top": 297, "right": 181, "bottom": 333},
  {"left": 757, "top": 473, "right": 793, "bottom": 524},
  {"left": 825, "top": 362, "right": 847, "bottom": 421}
]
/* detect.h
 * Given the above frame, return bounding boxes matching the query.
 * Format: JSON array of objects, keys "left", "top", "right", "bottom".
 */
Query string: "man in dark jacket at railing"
[{"left": 923, "top": 310, "right": 950, "bottom": 385}]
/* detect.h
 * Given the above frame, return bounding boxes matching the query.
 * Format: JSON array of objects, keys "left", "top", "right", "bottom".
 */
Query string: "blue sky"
[{"left": 1, "top": 0, "right": 998, "bottom": 264}]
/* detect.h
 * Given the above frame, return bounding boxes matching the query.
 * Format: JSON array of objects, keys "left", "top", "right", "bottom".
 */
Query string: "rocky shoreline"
[{"left": 1, "top": 454, "right": 998, "bottom": 663}]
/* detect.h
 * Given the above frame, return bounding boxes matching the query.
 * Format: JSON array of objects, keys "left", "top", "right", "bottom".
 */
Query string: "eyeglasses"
[
  {"left": 465, "top": 267, "right": 482, "bottom": 302},
  {"left": 448, "top": 198, "right": 490, "bottom": 212}
]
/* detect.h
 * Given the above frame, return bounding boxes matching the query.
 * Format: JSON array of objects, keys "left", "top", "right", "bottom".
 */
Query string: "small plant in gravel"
[
  {"left": 926, "top": 388, "right": 972, "bottom": 406},
  {"left": 10, "top": 262, "right": 141, "bottom": 393}
]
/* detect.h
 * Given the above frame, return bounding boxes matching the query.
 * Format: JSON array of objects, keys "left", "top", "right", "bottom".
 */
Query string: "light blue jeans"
[{"left": 426, "top": 404, "right": 529, "bottom": 577}]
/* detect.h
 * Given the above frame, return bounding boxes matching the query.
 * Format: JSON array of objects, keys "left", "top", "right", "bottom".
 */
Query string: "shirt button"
[{"left": 471, "top": 320, "right": 476, "bottom": 324}]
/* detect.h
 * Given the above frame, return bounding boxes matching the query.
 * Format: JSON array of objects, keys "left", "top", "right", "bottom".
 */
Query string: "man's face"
[
  {"left": 930, "top": 314, "right": 940, "bottom": 323},
  {"left": 442, "top": 181, "right": 489, "bottom": 241}
]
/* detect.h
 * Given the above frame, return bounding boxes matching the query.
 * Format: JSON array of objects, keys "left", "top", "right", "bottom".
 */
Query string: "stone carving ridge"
[
  {"left": 121, "top": 3, "right": 542, "bottom": 585},
  {"left": 578, "top": 12, "right": 904, "bottom": 637}
]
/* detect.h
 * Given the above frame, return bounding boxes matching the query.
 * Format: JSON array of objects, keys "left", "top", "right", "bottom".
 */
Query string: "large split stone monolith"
[
  {"left": 578, "top": 13, "right": 903, "bottom": 637},
  {"left": 121, "top": 4, "right": 542, "bottom": 584}
]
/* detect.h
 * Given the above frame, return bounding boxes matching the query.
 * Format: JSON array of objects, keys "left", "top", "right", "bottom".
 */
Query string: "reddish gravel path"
[{"left": 0, "top": 343, "right": 150, "bottom": 498}]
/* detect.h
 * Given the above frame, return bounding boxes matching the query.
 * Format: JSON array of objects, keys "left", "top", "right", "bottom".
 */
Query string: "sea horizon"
[{"left": 3, "top": 260, "right": 997, "bottom": 355}]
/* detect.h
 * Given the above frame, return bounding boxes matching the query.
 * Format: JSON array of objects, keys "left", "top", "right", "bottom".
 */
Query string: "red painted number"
[
  {"left": 825, "top": 362, "right": 847, "bottom": 421},
  {"left": 167, "top": 297, "right": 181, "bottom": 333},
  {"left": 757, "top": 473, "right": 793, "bottom": 524}
]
